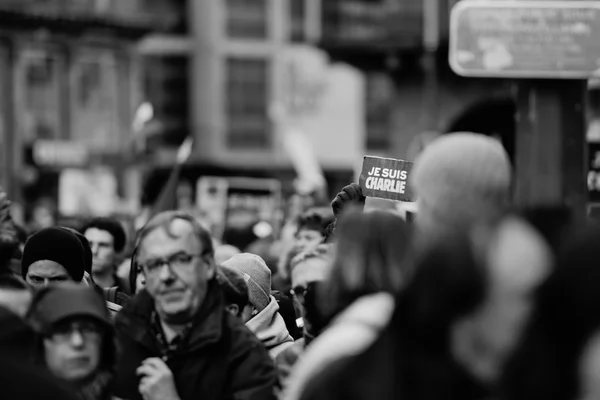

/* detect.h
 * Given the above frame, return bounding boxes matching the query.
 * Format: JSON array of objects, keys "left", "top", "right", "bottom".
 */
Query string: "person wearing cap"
[
  {"left": 27, "top": 282, "right": 116, "bottom": 400},
  {"left": 22, "top": 227, "right": 87, "bottom": 289},
  {"left": 223, "top": 253, "right": 294, "bottom": 359},
  {"left": 113, "top": 211, "right": 277, "bottom": 400},
  {"left": 216, "top": 264, "right": 251, "bottom": 319}
]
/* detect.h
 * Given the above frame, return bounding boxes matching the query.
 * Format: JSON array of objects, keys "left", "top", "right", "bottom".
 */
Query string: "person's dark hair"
[
  {"left": 500, "top": 223, "right": 600, "bottom": 400},
  {"left": 81, "top": 217, "right": 127, "bottom": 253},
  {"left": 129, "top": 211, "right": 215, "bottom": 293},
  {"left": 296, "top": 208, "right": 335, "bottom": 237},
  {"left": 303, "top": 281, "right": 327, "bottom": 338},
  {"left": 299, "top": 233, "right": 488, "bottom": 400},
  {"left": 319, "top": 207, "right": 412, "bottom": 322},
  {"left": 217, "top": 266, "right": 249, "bottom": 316}
]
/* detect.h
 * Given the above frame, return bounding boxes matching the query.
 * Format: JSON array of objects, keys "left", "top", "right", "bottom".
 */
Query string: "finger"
[
  {"left": 136, "top": 364, "right": 156, "bottom": 377},
  {"left": 142, "top": 357, "right": 168, "bottom": 370}
]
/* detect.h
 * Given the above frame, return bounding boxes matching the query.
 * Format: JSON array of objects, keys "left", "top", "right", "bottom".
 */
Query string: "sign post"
[{"left": 449, "top": 1, "right": 599, "bottom": 219}]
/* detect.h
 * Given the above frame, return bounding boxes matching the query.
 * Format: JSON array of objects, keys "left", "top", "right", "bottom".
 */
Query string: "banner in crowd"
[
  {"left": 359, "top": 156, "right": 415, "bottom": 202},
  {"left": 196, "top": 177, "right": 282, "bottom": 243}
]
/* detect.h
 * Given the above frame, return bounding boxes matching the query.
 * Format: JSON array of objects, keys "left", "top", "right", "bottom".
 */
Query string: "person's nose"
[
  {"left": 91, "top": 243, "right": 100, "bottom": 256},
  {"left": 69, "top": 330, "right": 85, "bottom": 348},
  {"left": 159, "top": 263, "right": 176, "bottom": 283}
]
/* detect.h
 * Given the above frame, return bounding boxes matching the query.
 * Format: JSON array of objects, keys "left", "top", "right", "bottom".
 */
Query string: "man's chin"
[{"left": 157, "top": 301, "right": 195, "bottom": 324}]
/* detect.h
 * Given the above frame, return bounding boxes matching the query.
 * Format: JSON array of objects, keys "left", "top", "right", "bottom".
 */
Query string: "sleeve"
[{"left": 226, "top": 328, "right": 279, "bottom": 400}]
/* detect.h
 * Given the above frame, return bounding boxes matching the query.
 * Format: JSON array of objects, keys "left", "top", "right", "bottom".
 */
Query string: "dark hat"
[
  {"left": 58, "top": 227, "right": 93, "bottom": 274},
  {"left": 21, "top": 227, "right": 86, "bottom": 282},
  {"left": 28, "top": 282, "right": 110, "bottom": 333}
]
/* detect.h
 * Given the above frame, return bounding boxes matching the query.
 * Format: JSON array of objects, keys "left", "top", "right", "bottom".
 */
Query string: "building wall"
[{"left": 189, "top": 0, "right": 364, "bottom": 172}]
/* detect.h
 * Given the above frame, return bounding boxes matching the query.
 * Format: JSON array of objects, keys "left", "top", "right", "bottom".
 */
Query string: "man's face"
[
  {"left": 295, "top": 229, "right": 324, "bottom": 253},
  {"left": 84, "top": 228, "right": 116, "bottom": 274},
  {"left": 44, "top": 317, "right": 103, "bottom": 383},
  {"left": 26, "top": 260, "right": 72, "bottom": 289},
  {"left": 137, "top": 219, "right": 215, "bottom": 324}
]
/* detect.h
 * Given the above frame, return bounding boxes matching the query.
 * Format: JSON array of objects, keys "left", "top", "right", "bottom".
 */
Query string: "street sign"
[{"left": 449, "top": 1, "right": 600, "bottom": 79}]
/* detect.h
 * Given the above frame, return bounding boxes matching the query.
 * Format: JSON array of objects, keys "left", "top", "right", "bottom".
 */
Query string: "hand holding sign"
[{"left": 359, "top": 156, "right": 415, "bottom": 202}]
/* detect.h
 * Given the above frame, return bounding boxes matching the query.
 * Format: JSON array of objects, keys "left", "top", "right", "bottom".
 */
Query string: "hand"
[
  {"left": 331, "top": 183, "right": 366, "bottom": 218},
  {"left": 136, "top": 358, "right": 180, "bottom": 400}
]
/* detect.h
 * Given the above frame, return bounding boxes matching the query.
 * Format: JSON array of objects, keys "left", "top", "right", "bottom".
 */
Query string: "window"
[
  {"left": 290, "top": 0, "right": 306, "bottom": 42},
  {"left": 365, "top": 72, "right": 393, "bottom": 150},
  {"left": 225, "top": 58, "right": 270, "bottom": 149},
  {"left": 70, "top": 52, "right": 120, "bottom": 150},
  {"left": 226, "top": 0, "right": 268, "bottom": 39},
  {"left": 18, "top": 50, "right": 64, "bottom": 142}
]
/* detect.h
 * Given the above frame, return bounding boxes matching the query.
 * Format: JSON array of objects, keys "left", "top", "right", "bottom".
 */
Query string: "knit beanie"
[
  {"left": 217, "top": 265, "right": 249, "bottom": 307},
  {"left": 410, "top": 132, "right": 511, "bottom": 237},
  {"left": 222, "top": 253, "right": 271, "bottom": 312},
  {"left": 21, "top": 227, "right": 86, "bottom": 282}
]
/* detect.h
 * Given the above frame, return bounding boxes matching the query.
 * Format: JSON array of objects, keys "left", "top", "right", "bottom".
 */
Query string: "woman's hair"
[
  {"left": 500, "top": 223, "right": 600, "bottom": 400},
  {"left": 319, "top": 207, "right": 412, "bottom": 321},
  {"left": 299, "top": 233, "right": 488, "bottom": 400}
]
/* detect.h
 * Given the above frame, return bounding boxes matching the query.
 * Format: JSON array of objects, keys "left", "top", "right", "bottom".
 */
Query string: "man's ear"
[{"left": 224, "top": 304, "right": 240, "bottom": 317}]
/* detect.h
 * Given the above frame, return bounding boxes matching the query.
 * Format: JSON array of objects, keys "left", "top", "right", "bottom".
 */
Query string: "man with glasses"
[{"left": 114, "top": 211, "right": 277, "bottom": 400}]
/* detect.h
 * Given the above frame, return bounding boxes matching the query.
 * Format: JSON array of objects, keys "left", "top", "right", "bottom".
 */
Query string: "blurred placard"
[
  {"left": 196, "top": 177, "right": 282, "bottom": 241},
  {"left": 278, "top": 45, "right": 364, "bottom": 169},
  {"left": 33, "top": 140, "right": 89, "bottom": 167},
  {"left": 450, "top": 1, "right": 600, "bottom": 78},
  {"left": 59, "top": 168, "right": 118, "bottom": 217},
  {"left": 359, "top": 156, "right": 415, "bottom": 202}
]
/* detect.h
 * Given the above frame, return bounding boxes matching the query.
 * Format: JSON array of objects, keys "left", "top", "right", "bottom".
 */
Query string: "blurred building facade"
[
  {"left": 184, "top": 0, "right": 362, "bottom": 201},
  {"left": 0, "top": 0, "right": 177, "bottom": 220},
  {"left": 316, "top": 0, "right": 513, "bottom": 161}
]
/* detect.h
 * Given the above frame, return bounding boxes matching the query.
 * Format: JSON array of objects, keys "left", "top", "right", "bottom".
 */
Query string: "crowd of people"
[{"left": 1, "top": 131, "right": 599, "bottom": 400}]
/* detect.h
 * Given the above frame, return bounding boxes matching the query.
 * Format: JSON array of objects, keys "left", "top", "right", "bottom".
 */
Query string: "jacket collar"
[{"left": 116, "top": 280, "right": 225, "bottom": 355}]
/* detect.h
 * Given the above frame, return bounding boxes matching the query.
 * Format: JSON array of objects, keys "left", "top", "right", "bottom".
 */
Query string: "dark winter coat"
[{"left": 113, "top": 280, "right": 278, "bottom": 400}]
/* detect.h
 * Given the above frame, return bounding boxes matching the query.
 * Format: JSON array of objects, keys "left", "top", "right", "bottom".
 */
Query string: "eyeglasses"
[
  {"left": 47, "top": 320, "right": 104, "bottom": 343},
  {"left": 138, "top": 252, "right": 203, "bottom": 276}
]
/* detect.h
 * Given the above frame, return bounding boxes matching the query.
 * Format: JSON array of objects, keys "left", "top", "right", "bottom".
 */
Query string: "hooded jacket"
[
  {"left": 247, "top": 295, "right": 294, "bottom": 359},
  {"left": 113, "top": 280, "right": 277, "bottom": 400},
  {"left": 282, "top": 293, "right": 395, "bottom": 400}
]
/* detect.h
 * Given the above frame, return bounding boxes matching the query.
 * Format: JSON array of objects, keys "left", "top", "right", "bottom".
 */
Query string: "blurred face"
[
  {"left": 0, "top": 288, "right": 32, "bottom": 317},
  {"left": 579, "top": 331, "right": 600, "bottom": 400},
  {"left": 26, "top": 260, "right": 72, "bottom": 289},
  {"left": 295, "top": 229, "right": 324, "bottom": 252},
  {"left": 291, "top": 257, "right": 329, "bottom": 319},
  {"left": 452, "top": 219, "right": 551, "bottom": 383},
  {"left": 84, "top": 228, "right": 116, "bottom": 274},
  {"left": 44, "top": 317, "right": 104, "bottom": 383},
  {"left": 137, "top": 219, "right": 215, "bottom": 324}
]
